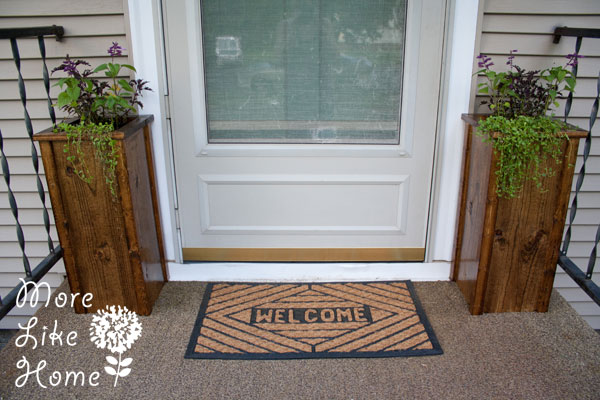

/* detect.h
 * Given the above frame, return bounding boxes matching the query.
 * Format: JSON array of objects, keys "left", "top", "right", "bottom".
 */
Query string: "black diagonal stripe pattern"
[{"left": 186, "top": 281, "right": 442, "bottom": 359}]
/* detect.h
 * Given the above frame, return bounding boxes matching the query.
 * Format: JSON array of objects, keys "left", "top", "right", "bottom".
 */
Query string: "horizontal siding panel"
[
  {"left": 0, "top": 241, "right": 62, "bottom": 257},
  {"left": 566, "top": 118, "right": 600, "bottom": 133},
  {"left": 569, "top": 301, "right": 600, "bottom": 316},
  {"left": 0, "top": 138, "right": 42, "bottom": 157},
  {"left": 565, "top": 210, "right": 600, "bottom": 227},
  {"left": 0, "top": 192, "right": 51, "bottom": 209},
  {"left": 0, "top": 93, "right": 135, "bottom": 119},
  {"left": 566, "top": 209, "right": 600, "bottom": 220},
  {"left": 0, "top": 287, "right": 51, "bottom": 303},
  {"left": 0, "top": 36, "right": 127, "bottom": 60},
  {"left": 556, "top": 257, "right": 599, "bottom": 270},
  {"left": 0, "top": 99, "right": 71, "bottom": 120},
  {"left": 0, "top": 273, "right": 64, "bottom": 292},
  {"left": 0, "top": 15, "right": 126, "bottom": 36},
  {"left": 0, "top": 119, "right": 53, "bottom": 138},
  {"left": 0, "top": 225, "right": 58, "bottom": 242},
  {"left": 0, "top": 292, "right": 67, "bottom": 318},
  {"left": 480, "top": 33, "right": 600, "bottom": 56},
  {"left": 0, "top": 279, "right": 68, "bottom": 303},
  {"left": 0, "top": 174, "right": 48, "bottom": 192},
  {"left": 575, "top": 155, "right": 600, "bottom": 171},
  {"left": 0, "top": 315, "right": 35, "bottom": 329},
  {"left": 484, "top": 1, "right": 600, "bottom": 15},
  {"left": 0, "top": 156, "right": 46, "bottom": 175},
  {"left": 554, "top": 98, "right": 600, "bottom": 119},
  {"left": 0, "top": 272, "right": 64, "bottom": 288},
  {"left": 562, "top": 225, "right": 600, "bottom": 242},
  {"left": 0, "top": 80, "right": 55, "bottom": 101},
  {"left": 3, "top": 303, "right": 42, "bottom": 317},
  {"left": 1, "top": 0, "right": 123, "bottom": 16},
  {"left": 554, "top": 272, "right": 600, "bottom": 288},
  {"left": 0, "top": 77, "right": 128, "bottom": 101},
  {"left": 582, "top": 316, "right": 600, "bottom": 330},
  {"left": 483, "top": 15, "right": 600, "bottom": 34},
  {"left": 577, "top": 140, "right": 600, "bottom": 156},
  {"left": 563, "top": 242, "right": 600, "bottom": 258},
  {"left": 0, "top": 56, "right": 130, "bottom": 80},
  {"left": 0, "top": 296, "right": 54, "bottom": 315},
  {"left": 561, "top": 78, "right": 598, "bottom": 98},
  {"left": 0, "top": 258, "right": 64, "bottom": 273},
  {"left": 571, "top": 174, "right": 600, "bottom": 191},
  {"left": 556, "top": 287, "right": 600, "bottom": 303}
]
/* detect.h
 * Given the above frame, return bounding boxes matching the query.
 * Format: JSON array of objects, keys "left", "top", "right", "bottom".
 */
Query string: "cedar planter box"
[
  {"left": 453, "top": 114, "right": 586, "bottom": 314},
  {"left": 34, "top": 115, "right": 166, "bottom": 315}
]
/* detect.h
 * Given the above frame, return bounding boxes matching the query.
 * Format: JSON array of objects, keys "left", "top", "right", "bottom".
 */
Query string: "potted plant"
[
  {"left": 34, "top": 42, "right": 166, "bottom": 315},
  {"left": 453, "top": 51, "right": 587, "bottom": 314}
]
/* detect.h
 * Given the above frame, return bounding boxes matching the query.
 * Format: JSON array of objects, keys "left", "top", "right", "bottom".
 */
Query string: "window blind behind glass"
[{"left": 201, "top": 0, "right": 407, "bottom": 143}]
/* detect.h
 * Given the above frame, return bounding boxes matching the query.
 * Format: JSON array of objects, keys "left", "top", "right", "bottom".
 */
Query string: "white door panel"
[
  {"left": 164, "top": 0, "right": 446, "bottom": 261},
  {"left": 197, "top": 174, "right": 409, "bottom": 234}
]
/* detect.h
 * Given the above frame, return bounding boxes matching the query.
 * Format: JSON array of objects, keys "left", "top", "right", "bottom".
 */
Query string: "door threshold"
[
  {"left": 167, "top": 261, "right": 451, "bottom": 282},
  {"left": 182, "top": 248, "right": 425, "bottom": 262}
]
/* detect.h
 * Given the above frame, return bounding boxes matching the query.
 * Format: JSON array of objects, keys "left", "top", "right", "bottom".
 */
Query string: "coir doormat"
[{"left": 185, "top": 281, "right": 442, "bottom": 360}]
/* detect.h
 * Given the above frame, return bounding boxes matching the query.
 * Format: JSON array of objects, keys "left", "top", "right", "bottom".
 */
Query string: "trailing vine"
[
  {"left": 476, "top": 115, "right": 567, "bottom": 198},
  {"left": 59, "top": 121, "right": 119, "bottom": 197}
]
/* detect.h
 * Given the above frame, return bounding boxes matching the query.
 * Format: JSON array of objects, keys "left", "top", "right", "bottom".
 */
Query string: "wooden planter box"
[
  {"left": 453, "top": 114, "right": 586, "bottom": 314},
  {"left": 34, "top": 116, "right": 166, "bottom": 315}
]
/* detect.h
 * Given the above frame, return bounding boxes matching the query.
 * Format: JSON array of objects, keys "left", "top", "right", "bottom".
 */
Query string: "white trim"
[
  {"left": 181, "top": 0, "right": 422, "bottom": 158},
  {"left": 127, "top": 0, "right": 180, "bottom": 265},
  {"left": 427, "top": 0, "right": 480, "bottom": 263},
  {"left": 168, "top": 262, "right": 451, "bottom": 282}
]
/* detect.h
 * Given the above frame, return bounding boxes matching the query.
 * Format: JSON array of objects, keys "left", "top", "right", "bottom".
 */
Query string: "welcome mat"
[{"left": 185, "top": 281, "right": 442, "bottom": 360}]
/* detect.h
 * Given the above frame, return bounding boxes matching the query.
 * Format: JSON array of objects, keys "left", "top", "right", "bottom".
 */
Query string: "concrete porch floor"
[{"left": 1, "top": 280, "right": 600, "bottom": 399}]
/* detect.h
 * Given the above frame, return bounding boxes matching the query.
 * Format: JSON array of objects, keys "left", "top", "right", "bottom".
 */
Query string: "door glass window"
[{"left": 201, "top": 0, "right": 407, "bottom": 144}]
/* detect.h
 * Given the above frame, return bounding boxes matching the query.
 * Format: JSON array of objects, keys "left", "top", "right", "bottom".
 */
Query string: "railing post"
[
  {"left": 0, "top": 129, "right": 31, "bottom": 279},
  {"left": 584, "top": 72, "right": 600, "bottom": 279},
  {"left": 561, "top": 36, "right": 582, "bottom": 254},
  {"left": 0, "top": 26, "right": 65, "bottom": 318},
  {"left": 10, "top": 37, "right": 55, "bottom": 253},
  {"left": 553, "top": 26, "right": 600, "bottom": 306}
]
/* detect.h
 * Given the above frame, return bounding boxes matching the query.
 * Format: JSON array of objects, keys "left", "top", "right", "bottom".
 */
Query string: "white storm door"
[{"left": 164, "top": 0, "right": 446, "bottom": 262}]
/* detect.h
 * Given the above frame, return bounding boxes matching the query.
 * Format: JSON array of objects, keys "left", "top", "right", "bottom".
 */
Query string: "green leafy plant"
[
  {"left": 476, "top": 115, "right": 566, "bottom": 198},
  {"left": 52, "top": 42, "right": 151, "bottom": 196},
  {"left": 475, "top": 51, "right": 580, "bottom": 198}
]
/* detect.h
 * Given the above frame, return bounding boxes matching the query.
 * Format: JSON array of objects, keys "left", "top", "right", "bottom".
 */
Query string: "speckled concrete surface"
[
  {"left": 1, "top": 280, "right": 599, "bottom": 400},
  {"left": 0, "top": 330, "right": 18, "bottom": 352}
]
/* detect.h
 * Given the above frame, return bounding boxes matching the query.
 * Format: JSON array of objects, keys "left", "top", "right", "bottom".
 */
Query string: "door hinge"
[{"left": 174, "top": 208, "right": 182, "bottom": 230}]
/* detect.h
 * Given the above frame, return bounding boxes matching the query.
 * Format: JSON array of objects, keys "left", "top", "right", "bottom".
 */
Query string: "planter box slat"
[
  {"left": 453, "top": 114, "right": 585, "bottom": 314},
  {"left": 34, "top": 116, "right": 166, "bottom": 315}
]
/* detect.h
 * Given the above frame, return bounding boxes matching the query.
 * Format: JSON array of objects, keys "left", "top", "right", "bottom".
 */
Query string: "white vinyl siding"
[
  {"left": 0, "top": 0, "right": 128, "bottom": 328},
  {"left": 476, "top": 0, "right": 600, "bottom": 328}
]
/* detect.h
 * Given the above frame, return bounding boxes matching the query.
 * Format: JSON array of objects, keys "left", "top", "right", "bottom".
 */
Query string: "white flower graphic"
[{"left": 90, "top": 305, "right": 142, "bottom": 387}]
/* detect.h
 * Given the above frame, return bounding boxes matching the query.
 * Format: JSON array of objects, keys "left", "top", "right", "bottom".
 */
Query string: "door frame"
[{"left": 126, "top": 0, "right": 482, "bottom": 281}]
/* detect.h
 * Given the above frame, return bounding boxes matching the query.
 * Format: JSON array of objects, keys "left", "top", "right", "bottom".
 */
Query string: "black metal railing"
[
  {"left": 0, "top": 26, "right": 65, "bottom": 321},
  {"left": 554, "top": 27, "right": 600, "bottom": 306}
]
